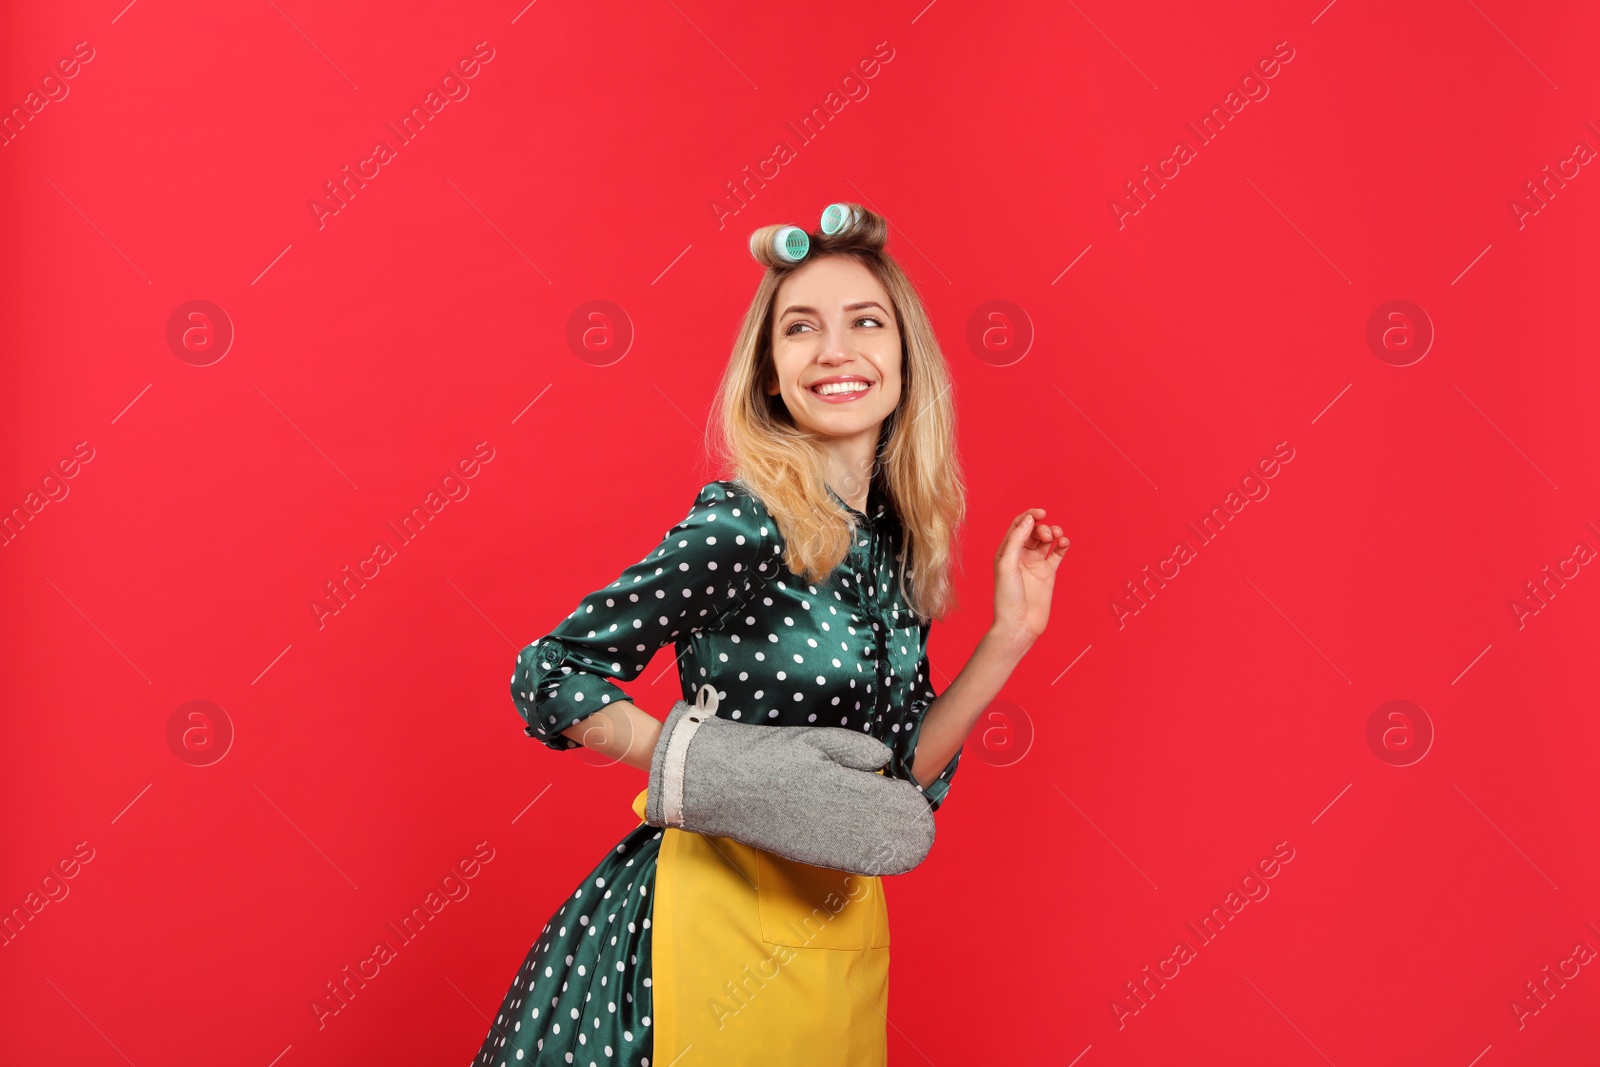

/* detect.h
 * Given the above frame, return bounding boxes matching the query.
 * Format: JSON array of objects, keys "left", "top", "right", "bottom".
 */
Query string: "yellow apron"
[{"left": 630, "top": 785, "right": 891, "bottom": 1065}]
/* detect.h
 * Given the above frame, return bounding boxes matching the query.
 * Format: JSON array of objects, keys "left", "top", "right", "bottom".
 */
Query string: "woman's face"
[{"left": 765, "top": 254, "right": 903, "bottom": 442}]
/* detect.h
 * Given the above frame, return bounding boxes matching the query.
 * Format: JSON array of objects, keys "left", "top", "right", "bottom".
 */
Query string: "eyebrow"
[{"left": 778, "top": 300, "right": 889, "bottom": 318}]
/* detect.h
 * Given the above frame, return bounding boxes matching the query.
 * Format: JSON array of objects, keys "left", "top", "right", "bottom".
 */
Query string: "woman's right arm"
[
  {"left": 510, "top": 482, "right": 772, "bottom": 766},
  {"left": 556, "top": 700, "right": 662, "bottom": 772}
]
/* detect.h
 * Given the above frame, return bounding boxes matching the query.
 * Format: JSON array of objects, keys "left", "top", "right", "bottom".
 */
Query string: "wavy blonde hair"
[{"left": 709, "top": 203, "right": 965, "bottom": 621}]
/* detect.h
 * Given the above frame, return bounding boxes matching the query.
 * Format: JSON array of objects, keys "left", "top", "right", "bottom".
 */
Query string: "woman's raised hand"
[{"left": 991, "top": 508, "right": 1070, "bottom": 647}]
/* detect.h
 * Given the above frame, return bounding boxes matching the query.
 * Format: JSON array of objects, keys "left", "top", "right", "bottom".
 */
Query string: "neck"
[{"left": 820, "top": 425, "right": 881, "bottom": 514}]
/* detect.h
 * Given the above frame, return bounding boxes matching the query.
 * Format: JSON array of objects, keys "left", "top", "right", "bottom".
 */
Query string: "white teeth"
[{"left": 813, "top": 381, "right": 870, "bottom": 396}]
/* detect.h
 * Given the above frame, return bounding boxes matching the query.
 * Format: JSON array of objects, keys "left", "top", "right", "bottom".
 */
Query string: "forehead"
[{"left": 773, "top": 255, "right": 891, "bottom": 311}]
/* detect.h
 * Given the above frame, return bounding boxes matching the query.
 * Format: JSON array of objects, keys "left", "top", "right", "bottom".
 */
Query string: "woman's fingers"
[
  {"left": 1022, "top": 522, "right": 1070, "bottom": 567},
  {"left": 1001, "top": 510, "right": 1068, "bottom": 569},
  {"left": 997, "top": 512, "right": 1035, "bottom": 569},
  {"left": 1047, "top": 528, "right": 1071, "bottom": 570}
]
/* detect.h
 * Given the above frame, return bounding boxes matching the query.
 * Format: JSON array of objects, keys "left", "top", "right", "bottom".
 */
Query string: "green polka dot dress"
[{"left": 475, "top": 479, "right": 962, "bottom": 1066}]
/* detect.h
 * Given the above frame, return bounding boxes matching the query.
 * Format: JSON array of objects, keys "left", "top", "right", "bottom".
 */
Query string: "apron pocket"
[{"left": 755, "top": 850, "right": 890, "bottom": 950}]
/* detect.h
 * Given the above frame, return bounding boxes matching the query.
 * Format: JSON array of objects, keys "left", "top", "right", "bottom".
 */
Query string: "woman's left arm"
[{"left": 910, "top": 509, "right": 1070, "bottom": 788}]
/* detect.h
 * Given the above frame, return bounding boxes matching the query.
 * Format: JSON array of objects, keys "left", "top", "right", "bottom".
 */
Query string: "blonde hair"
[{"left": 709, "top": 203, "right": 965, "bottom": 620}]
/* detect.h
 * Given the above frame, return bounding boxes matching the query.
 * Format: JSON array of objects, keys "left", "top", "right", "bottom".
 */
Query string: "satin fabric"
[{"left": 482, "top": 478, "right": 961, "bottom": 1065}]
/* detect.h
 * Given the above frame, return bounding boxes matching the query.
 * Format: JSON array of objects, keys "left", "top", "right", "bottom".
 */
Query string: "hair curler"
[
  {"left": 752, "top": 225, "right": 811, "bottom": 264},
  {"left": 819, "top": 202, "right": 862, "bottom": 235}
]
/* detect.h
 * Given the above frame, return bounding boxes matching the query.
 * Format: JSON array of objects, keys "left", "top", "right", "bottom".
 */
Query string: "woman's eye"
[{"left": 783, "top": 316, "right": 880, "bottom": 335}]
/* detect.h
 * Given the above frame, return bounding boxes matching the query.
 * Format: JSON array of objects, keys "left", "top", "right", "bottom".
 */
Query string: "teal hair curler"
[
  {"left": 751, "top": 225, "right": 810, "bottom": 264},
  {"left": 819, "top": 202, "right": 861, "bottom": 235}
]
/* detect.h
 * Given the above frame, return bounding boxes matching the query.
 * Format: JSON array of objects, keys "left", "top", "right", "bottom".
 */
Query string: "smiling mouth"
[{"left": 809, "top": 381, "right": 873, "bottom": 402}]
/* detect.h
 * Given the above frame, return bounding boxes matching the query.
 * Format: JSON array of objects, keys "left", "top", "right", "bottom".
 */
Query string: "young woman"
[{"left": 476, "top": 204, "right": 1068, "bottom": 1066}]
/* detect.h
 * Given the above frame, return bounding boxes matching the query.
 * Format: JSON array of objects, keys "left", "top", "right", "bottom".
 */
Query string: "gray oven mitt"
[{"left": 643, "top": 687, "right": 936, "bottom": 876}]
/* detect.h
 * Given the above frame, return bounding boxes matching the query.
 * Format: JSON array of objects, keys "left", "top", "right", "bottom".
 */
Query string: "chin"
[{"left": 804, "top": 409, "right": 892, "bottom": 437}]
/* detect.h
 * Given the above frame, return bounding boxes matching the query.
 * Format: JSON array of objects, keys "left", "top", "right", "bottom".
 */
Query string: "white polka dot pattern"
[
  {"left": 509, "top": 479, "right": 960, "bottom": 812},
  {"left": 484, "top": 479, "right": 963, "bottom": 1064}
]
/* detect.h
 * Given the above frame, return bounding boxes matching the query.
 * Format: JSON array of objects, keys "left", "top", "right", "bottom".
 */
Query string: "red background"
[{"left": 3, "top": 1, "right": 1598, "bottom": 1064}]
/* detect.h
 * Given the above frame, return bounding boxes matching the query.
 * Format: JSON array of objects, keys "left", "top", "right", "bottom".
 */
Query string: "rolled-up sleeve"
[{"left": 511, "top": 482, "right": 766, "bottom": 751}]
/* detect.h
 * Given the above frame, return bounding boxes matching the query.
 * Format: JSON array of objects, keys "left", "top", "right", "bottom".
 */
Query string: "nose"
[{"left": 817, "top": 323, "right": 852, "bottom": 365}]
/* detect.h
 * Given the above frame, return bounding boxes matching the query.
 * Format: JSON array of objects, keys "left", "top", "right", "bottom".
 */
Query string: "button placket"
[{"left": 858, "top": 522, "right": 893, "bottom": 729}]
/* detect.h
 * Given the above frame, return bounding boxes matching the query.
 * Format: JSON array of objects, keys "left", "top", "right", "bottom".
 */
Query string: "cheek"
[
  {"left": 882, "top": 342, "right": 904, "bottom": 385},
  {"left": 881, "top": 359, "right": 904, "bottom": 402},
  {"left": 768, "top": 349, "right": 798, "bottom": 394}
]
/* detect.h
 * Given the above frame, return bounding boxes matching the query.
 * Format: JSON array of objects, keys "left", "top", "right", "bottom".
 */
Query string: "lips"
[{"left": 807, "top": 376, "right": 874, "bottom": 403}]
